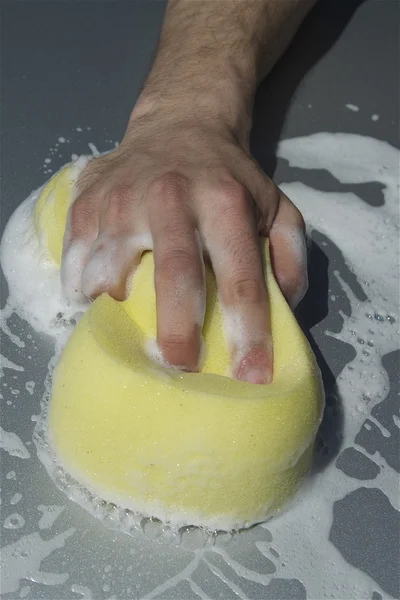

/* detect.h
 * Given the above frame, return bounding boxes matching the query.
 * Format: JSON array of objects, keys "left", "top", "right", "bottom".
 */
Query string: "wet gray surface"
[
  {"left": 1, "top": 0, "right": 399, "bottom": 599},
  {"left": 330, "top": 487, "right": 400, "bottom": 598},
  {"left": 336, "top": 447, "right": 381, "bottom": 480},
  {"left": 354, "top": 352, "right": 400, "bottom": 473}
]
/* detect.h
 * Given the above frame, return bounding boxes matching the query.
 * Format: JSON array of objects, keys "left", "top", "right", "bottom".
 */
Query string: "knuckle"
[
  {"left": 107, "top": 185, "right": 134, "bottom": 219},
  {"left": 76, "top": 161, "right": 98, "bottom": 193},
  {"left": 158, "top": 330, "right": 198, "bottom": 369},
  {"left": 150, "top": 172, "right": 189, "bottom": 209},
  {"left": 224, "top": 235, "right": 260, "bottom": 271},
  {"left": 157, "top": 248, "right": 196, "bottom": 280},
  {"left": 228, "top": 273, "right": 264, "bottom": 305},
  {"left": 214, "top": 180, "right": 249, "bottom": 216},
  {"left": 69, "top": 196, "right": 95, "bottom": 229},
  {"left": 159, "top": 332, "right": 188, "bottom": 352}
]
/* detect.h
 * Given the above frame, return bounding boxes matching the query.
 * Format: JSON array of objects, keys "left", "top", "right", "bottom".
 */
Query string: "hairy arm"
[
  {"left": 63, "top": 0, "right": 315, "bottom": 383},
  {"left": 137, "top": 0, "right": 315, "bottom": 134}
]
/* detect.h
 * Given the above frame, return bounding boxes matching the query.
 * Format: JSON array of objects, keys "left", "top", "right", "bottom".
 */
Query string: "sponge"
[{"left": 35, "top": 163, "right": 324, "bottom": 531}]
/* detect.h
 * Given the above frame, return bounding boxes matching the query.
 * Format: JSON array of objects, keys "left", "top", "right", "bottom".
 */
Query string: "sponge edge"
[{"left": 36, "top": 162, "right": 324, "bottom": 531}]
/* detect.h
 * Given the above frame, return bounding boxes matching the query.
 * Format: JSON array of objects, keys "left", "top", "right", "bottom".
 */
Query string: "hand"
[{"left": 61, "top": 98, "right": 307, "bottom": 384}]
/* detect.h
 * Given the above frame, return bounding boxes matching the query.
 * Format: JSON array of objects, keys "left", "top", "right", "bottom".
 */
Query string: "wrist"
[{"left": 130, "top": 65, "right": 255, "bottom": 145}]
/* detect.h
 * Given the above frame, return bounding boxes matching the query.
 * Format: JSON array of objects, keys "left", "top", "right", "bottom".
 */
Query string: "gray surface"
[{"left": 1, "top": 0, "right": 399, "bottom": 599}]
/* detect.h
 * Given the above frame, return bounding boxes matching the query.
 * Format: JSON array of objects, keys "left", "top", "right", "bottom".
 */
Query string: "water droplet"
[
  {"left": 180, "top": 526, "right": 208, "bottom": 549},
  {"left": 142, "top": 518, "right": 163, "bottom": 540}
]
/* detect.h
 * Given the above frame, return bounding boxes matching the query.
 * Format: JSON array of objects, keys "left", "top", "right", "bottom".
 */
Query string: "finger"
[
  {"left": 61, "top": 192, "right": 100, "bottom": 303},
  {"left": 201, "top": 180, "right": 272, "bottom": 384},
  {"left": 81, "top": 185, "right": 147, "bottom": 301},
  {"left": 268, "top": 190, "right": 308, "bottom": 309},
  {"left": 81, "top": 234, "right": 143, "bottom": 301},
  {"left": 149, "top": 174, "right": 205, "bottom": 372}
]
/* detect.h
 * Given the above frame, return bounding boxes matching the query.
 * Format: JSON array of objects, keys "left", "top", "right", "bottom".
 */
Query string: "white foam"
[
  {"left": 345, "top": 103, "right": 360, "bottom": 112},
  {"left": 80, "top": 234, "right": 140, "bottom": 301},
  {"left": 0, "top": 355, "right": 24, "bottom": 378},
  {"left": 0, "top": 157, "right": 89, "bottom": 338},
  {"left": 0, "top": 303, "right": 25, "bottom": 347},
  {"left": 4, "top": 512, "right": 26, "bottom": 529},
  {"left": 88, "top": 142, "right": 100, "bottom": 156},
  {"left": 0, "top": 528, "right": 75, "bottom": 594},
  {"left": 0, "top": 427, "right": 30, "bottom": 459},
  {"left": 25, "top": 381, "right": 35, "bottom": 395},
  {"left": 71, "top": 584, "right": 93, "bottom": 598},
  {"left": 10, "top": 493, "right": 23, "bottom": 506}
]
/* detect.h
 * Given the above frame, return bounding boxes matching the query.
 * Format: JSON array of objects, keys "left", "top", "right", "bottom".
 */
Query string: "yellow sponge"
[{"left": 35, "top": 163, "right": 324, "bottom": 531}]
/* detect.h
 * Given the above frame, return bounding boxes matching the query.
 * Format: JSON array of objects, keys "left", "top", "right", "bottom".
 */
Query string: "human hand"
[{"left": 61, "top": 96, "right": 307, "bottom": 384}]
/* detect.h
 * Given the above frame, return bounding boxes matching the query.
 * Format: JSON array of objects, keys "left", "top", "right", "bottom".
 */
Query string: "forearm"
[{"left": 134, "top": 0, "right": 316, "bottom": 136}]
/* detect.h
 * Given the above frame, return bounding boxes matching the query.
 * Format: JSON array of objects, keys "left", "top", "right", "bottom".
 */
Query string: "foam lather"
[{"left": 35, "top": 163, "right": 324, "bottom": 531}]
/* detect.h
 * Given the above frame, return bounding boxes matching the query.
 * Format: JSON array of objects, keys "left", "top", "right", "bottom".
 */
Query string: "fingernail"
[
  {"left": 240, "top": 367, "right": 269, "bottom": 385},
  {"left": 235, "top": 345, "right": 273, "bottom": 384}
]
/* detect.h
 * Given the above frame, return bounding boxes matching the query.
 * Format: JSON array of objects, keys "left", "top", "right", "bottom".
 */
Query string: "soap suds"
[
  {"left": 88, "top": 143, "right": 100, "bottom": 156},
  {"left": 10, "top": 493, "right": 23, "bottom": 505},
  {"left": 345, "top": 103, "right": 360, "bottom": 112},
  {"left": 25, "top": 381, "right": 35, "bottom": 395},
  {"left": 0, "top": 132, "right": 398, "bottom": 600},
  {"left": 4, "top": 512, "right": 26, "bottom": 529},
  {"left": 0, "top": 355, "right": 24, "bottom": 378},
  {"left": 0, "top": 157, "right": 89, "bottom": 337},
  {"left": 0, "top": 427, "right": 31, "bottom": 459},
  {"left": 0, "top": 528, "right": 75, "bottom": 594},
  {"left": 70, "top": 584, "right": 93, "bottom": 598}
]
